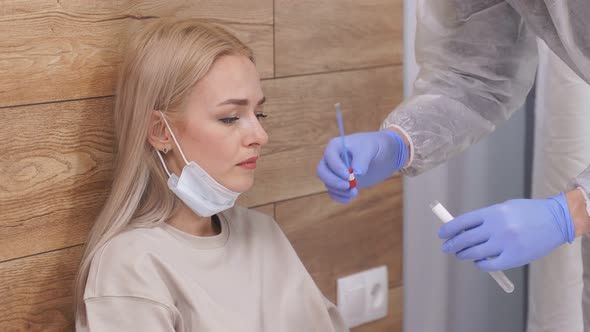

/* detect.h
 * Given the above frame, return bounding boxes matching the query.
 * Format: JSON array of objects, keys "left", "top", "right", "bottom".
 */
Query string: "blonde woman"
[{"left": 74, "top": 19, "right": 348, "bottom": 331}]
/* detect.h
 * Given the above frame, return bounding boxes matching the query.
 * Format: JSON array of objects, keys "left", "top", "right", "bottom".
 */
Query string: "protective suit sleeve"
[
  {"left": 381, "top": 0, "right": 538, "bottom": 176},
  {"left": 569, "top": 165, "right": 590, "bottom": 217}
]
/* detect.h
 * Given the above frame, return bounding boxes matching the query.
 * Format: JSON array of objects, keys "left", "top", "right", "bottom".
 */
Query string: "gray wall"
[{"left": 402, "top": 1, "right": 528, "bottom": 331}]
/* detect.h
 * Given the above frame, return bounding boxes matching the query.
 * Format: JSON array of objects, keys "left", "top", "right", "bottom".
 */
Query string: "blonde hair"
[{"left": 74, "top": 18, "right": 254, "bottom": 325}]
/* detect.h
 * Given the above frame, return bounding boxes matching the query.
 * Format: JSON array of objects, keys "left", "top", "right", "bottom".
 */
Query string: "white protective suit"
[
  {"left": 381, "top": 0, "right": 590, "bottom": 327},
  {"left": 383, "top": 0, "right": 590, "bottom": 182},
  {"left": 527, "top": 40, "right": 590, "bottom": 332}
]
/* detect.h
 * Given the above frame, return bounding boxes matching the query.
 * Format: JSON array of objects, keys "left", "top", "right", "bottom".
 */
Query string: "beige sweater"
[{"left": 77, "top": 206, "right": 348, "bottom": 332}]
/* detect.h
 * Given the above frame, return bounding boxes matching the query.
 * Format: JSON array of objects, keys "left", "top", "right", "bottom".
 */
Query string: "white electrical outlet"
[{"left": 336, "top": 265, "right": 388, "bottom": 328}]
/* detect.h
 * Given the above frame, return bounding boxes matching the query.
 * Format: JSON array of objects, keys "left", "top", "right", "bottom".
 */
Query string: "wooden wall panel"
[
  {"left": 276, "top": 176, "right": 402, "bottom": 329},
  {"left": 239, "top": 65, "right": 403, "bottom": 207},
  {"left": 252, "top": 204, "right": 275, "bottom": 218},
  {"left": 0, "top": 98, "right": 114, "bottom": 262},
  {"left": 1, "top": 0, "right": 404, "bottom": 330},
  {"left": 275, "top": 0, "right": 403, "bottom": 76},
  {"left": 0, "top": 245, "right": 82, "bottom": 332},
  {"left": 0, "top": 0, "right": 273, "bottom": 108},
  {"left": 1, "top": 0, "right": 273, "bottom": 22},
  {"left": 1, "top": 65, "right": 402, "bottom": 262},
  {"left": 275, "top": 176, "right": 402, "bottom": 301}
]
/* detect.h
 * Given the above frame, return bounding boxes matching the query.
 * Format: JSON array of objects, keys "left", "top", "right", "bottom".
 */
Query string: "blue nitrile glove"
[
  {"left": 438, "top": 193, "right": 576, "bottom": 272},
  {"left": 316, "top": 130, "right": 407, "bottom": 203}
]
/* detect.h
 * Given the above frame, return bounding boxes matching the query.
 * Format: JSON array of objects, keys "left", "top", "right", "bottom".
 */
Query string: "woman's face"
[{"left": 168, "top": 55, "right": 268, "bottom": 193}]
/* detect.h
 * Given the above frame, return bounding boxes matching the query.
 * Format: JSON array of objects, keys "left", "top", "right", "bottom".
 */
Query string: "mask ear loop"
[
  {"left": 159, "top": 111, "right": 189, "bottom": 165},
  {"left": 155, "top": 111, "right": 189, "bottom": 177},
  {"left": 156, "top": 150, "right": 172, "bottom": 177}
]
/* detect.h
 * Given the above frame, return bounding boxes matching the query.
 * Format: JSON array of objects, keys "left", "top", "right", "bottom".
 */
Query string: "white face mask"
[{"left": 156, "top": 112, "right": 240, "bottom": 217}]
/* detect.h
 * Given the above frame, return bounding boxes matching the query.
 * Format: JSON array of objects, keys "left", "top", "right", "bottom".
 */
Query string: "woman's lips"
[{"left": 237, "top": 156, "right": 258, "bottom": 169}]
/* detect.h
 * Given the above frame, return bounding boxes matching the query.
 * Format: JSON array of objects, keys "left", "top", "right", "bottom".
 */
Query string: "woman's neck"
[{"left": 166, "top": 204, "right": 220, "bottom": 236}]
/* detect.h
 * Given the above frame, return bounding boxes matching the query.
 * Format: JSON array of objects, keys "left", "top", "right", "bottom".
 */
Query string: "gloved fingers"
[
  {"left": 455, "top": 241, "right": 501, "bottom": 261},
  {"left": 323, "top": 138, "right": 351, "bottom": 181},
  {"left": 328, "top": 189, "right": 356, "bottom": 204},
  {"left": 317, "top": 158, "right": 351, "bottom": 191},
  {"left": 349, "top": 143, "right": 377, "bottom": 175},
  {"left": 319, "top": 170, "right": 358, "bottom": 199},
  {"left": 441, "top": 228, "right": 490, "bottom": 254},
  {"left": 438, "top": 211, "right": 484, "bottom": 239},
  {"left": 474, "top": 255, "right": 508, "bottom": 273}
]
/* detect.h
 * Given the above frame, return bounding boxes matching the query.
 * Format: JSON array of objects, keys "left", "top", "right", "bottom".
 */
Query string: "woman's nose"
[{"left": 245, "top": 116, "right": 269, "bottom": 146}]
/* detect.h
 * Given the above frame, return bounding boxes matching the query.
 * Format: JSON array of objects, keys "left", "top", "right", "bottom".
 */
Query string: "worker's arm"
[
  {"left": 569, "top": 189, "right": 590, "bottom": 236},
  {"left": 382, "top": 0, "right": 538, "bottom": 176},
  {"left": 318, "top": 0, "right": 537, "bottom": 204}
]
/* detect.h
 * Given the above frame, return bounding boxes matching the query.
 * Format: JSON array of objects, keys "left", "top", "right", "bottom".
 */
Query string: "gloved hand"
[
  {"left": 438, "top": 193, "right": 576, "bottom": 272},
  {"left": 316, "top": 130, "right": 408, "bottom": 203}
]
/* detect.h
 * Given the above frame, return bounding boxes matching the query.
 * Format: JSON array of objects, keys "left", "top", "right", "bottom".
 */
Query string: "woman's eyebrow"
[{"left": 217, "top": 96, "right": 266, "bottom": 107}]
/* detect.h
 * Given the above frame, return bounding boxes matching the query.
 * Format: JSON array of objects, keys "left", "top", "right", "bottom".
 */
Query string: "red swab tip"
[{"left": 348, "top": 168, "right": 356, "bottom": 189}]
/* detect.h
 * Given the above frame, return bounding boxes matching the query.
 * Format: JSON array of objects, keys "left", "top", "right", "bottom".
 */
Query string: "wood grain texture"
[
  {"left": 239, "top": 65, "right": 403, "bottom": 207},
  {"left": 0, "top": 98, "right": 114, "bottom": 262},
  {"left": 275, "top": 176, "right": 403, "bottom": 302},
  {"left": 0, "top": 245, "right": 83, "bottom": 332},
  {"left": 1, "top": 65, "right": 402, "bottom": 262},
  {"left": 0, "top": 0, "right": 273, "bottom": 107},
  {"left": 275, "top": 0, "right": 403, "bottom": 76},
  {"left": 2, "top": 0, "right": 405, "bottom": 331},
  {"left": 1, "top": 0, "right": 273, "bottom": 22}
]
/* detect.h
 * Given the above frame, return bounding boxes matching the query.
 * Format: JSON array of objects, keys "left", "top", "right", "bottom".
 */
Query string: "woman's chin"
[{"left": 223, "top": 175, "right": 255, "bottom": 194}]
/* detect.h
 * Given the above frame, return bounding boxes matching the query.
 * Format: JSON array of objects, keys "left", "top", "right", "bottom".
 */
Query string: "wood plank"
[
  {"left": 353, "top": 286, "right": 402, "bottom": 332},
  {"left": 1, "top": 66, "right": 402, "bottom": 262},
  {"left": 0, "top": 245, "right": 83, "bottom": 332},
  {"left": 0, "top": 0, "right": 273, "bottom": 107},
  {"left": 1, "top": 0, "right": 273, "bottom": 23},
  {"left": 275, "top": 0, "right": 403, "bottom": 76},
  {"left": 274, "top": 176, "right": 403, "bottom": 301},
  {"left": 0, "top": 98, "right": 114, "bottom": 262},
  {"left": 251, "top": 203, "right": 274, "bottom": 218},
  {"left": 224, "top": 24, "right": 273, "bottom": 79},
  {"left": 239, "top": 66, "right": 403, "bottom": 207}
]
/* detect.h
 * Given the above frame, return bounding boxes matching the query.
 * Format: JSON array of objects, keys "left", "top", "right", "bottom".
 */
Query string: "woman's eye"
[
  {"left": 220, "top": 117, "right": 239, "bottom": 124},
  {"left": 220, "top": 113, "right": 267, "bottom": 124}
]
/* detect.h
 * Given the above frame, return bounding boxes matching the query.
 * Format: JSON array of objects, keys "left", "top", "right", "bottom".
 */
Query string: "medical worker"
[{"left": 317, "top": 0, "right": 590, "bottom": 280}]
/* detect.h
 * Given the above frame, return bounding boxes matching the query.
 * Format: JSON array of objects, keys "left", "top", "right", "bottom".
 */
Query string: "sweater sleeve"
[{"left": 82, "top": 296, "right": 178, "bottom": 331}]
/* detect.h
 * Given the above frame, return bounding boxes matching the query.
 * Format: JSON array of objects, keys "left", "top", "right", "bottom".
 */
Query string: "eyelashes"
[
  {"left": 220, "top": 113, "right": 268, "bottom": 124},
  {"left": 220, "top": 116, "right": 239, "bottom": 124}
]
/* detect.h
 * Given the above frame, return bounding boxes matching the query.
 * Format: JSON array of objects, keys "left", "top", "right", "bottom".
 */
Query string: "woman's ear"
[{"left": 147, "top": 111, "right": 173, "bottom": 154}]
